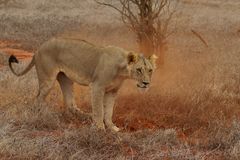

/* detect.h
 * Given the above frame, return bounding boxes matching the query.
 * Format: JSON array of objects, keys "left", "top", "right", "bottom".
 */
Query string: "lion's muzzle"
[{"left": 137, "top": 81, "right": 150, "bottom": 89}]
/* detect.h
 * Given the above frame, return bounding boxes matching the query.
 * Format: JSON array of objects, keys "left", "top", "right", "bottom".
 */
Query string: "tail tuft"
[{"left": 9, "top": 55, "right": 19, "bottom": 64}]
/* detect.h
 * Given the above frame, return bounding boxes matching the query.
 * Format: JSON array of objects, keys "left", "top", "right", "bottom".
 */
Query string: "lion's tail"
[{"left": 9, "top": 55, "right": 35, "bottom": 76}]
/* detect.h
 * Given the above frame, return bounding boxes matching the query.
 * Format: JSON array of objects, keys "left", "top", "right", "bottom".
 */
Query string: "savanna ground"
[{"left": 0, "top": 0, "right": 240, "bottom": 159}]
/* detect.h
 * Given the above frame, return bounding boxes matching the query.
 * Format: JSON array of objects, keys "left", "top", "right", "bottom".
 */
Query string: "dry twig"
[{"left": 191, "top": 29, "right": 209, "bottom": 47}]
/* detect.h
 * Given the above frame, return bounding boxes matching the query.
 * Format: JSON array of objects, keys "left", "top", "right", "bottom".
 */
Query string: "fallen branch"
[{"left": 191, "top": 29, "right": 208, "bottom": 47}]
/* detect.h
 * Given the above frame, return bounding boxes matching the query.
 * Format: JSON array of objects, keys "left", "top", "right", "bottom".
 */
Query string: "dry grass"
[
  {"left": 0, "top": 0, "right": 240, "bottom": 159},
  {"left": 0, "top": 98, "right": 189, "bottom": 159}
]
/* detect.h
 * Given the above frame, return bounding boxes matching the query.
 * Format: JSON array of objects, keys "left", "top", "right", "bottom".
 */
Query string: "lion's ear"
[
  {"left": 149, "top": 54, "right": 158, "bottom": 69},
  {"left": 127, "top": 52, "right": 138, "bottom": 64}
]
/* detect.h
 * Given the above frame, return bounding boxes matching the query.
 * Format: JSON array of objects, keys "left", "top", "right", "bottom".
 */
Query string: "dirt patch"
[{"left": 0, "top": 40, "right": 32, "bottom": 60}]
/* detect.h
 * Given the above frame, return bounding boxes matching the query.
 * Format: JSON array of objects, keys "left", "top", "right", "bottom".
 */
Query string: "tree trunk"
[
  {"left": 157, "top": 45, "right": 165, "bottom": 66},
  {"left": 136, "top": 0, "right": 168, "bottom": 65},
  {"left": 137, "top": 0, "right": 155, "bottom": 56},
  {"left": 156, "top": 42, "right": 167, "bottom": 66},
  {"left": 139, "top": 33, "right": 154, "bottom": 56},
  {"left": 138, "top": 23, "right": 167, "bottom": 66}
]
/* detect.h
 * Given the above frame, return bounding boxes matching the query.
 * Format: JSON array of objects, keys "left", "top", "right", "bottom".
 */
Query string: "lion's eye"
[
  {"left": 149, "top": 69, "right": 153, "bottom": 73},
  {"left": 136, "top": 68, "right": 142, "bottom": 74}
]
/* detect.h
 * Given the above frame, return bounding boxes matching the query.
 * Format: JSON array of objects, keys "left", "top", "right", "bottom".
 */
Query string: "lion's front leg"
[
  {"left": 91, "top": 83, "right": 105, "bottom": 130},
  {"left": 104, "top": 91, "right": 120, "bottom": 132}
]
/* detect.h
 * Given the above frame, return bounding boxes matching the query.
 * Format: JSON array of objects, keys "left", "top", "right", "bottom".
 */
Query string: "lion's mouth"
[{"left": 137, "top": 83, "right": 148, "bottom": 89}]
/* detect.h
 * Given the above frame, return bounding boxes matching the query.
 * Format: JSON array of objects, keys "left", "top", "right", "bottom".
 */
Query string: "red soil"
[{"left": 0, "top": 40, "right": 32, "bottom": 59}]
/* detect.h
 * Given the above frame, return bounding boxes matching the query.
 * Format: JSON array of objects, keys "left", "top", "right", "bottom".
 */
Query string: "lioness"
[{"left": 9, "top": 38, "right": 157, "bottom": 132}]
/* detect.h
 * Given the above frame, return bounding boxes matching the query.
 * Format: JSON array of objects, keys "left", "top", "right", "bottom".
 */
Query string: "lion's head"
[{"left": 127, "top": 52, "right": 158, "bottom": 90}]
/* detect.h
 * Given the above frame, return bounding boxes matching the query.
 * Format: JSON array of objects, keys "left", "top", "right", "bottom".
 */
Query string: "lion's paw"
[
  {"left": 110, "top": 125, "right": 121, "bottom": 132},
  {"left": 92, "top": 123, "right": 106, "bottom": 131}
]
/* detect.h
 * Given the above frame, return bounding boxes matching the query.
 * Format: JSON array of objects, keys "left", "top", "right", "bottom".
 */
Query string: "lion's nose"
[{"left": 142, "top": 81, "right": 149, "bottom": 85}]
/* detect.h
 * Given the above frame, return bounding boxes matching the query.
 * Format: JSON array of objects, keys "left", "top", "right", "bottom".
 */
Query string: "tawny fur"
[{"left": 9, "top": 37, "right": 157, "bottom": 132}]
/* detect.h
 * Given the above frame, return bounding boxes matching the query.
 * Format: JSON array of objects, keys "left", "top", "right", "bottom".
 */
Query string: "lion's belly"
[{"left": 60, "top": 67, "right": 91, "bottom": 86}]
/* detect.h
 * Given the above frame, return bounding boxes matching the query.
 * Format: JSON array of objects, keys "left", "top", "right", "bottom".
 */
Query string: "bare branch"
[
  {"left": 152, "top": 0, "right": 168, "bottom": 19},
  {"left": 96, "top": 0, "right": 177, "bottom": 61},
  {"left": 121, "top": 0, "right": 139, "bottom": 24},
  {"left": 95, "top": 0, "right": 125, "bottom": 16}
]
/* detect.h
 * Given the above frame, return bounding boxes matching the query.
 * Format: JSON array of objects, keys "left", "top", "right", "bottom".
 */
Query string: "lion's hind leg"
[{"left": 34, "top": 72, "right": 56, "bottom": 111}]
